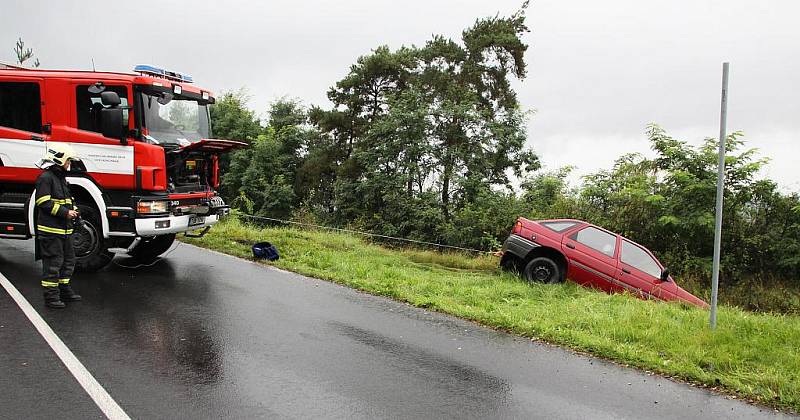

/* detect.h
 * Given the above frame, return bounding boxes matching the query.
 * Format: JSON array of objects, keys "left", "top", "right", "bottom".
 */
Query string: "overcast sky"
[{"left": 2, "top": 0, "right": 798, "bottom": 190}]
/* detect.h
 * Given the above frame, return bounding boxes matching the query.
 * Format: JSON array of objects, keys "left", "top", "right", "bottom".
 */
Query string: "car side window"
[
  {"left": 75, "top": 85, "right": 129, "bottom": 134},
  {"left": 621, "top": 240, "right": 661, "bottom": 278},
  {"left": 572, "top": 227, "right": 616, "bottom": 257},
  {"left": 0, "top": 82, "right": 42, "bottom": 133}
]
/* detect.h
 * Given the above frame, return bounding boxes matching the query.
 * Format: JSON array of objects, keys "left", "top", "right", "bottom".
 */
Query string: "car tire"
[
  {"left": 73, "top": 204, "right": 114, "bottom": 272},
  {"left": 129, "top": 233, "right": 177, "bottom": 262},
  {"left": 523, "top": 257, "right": 563, "bottom": 284}
]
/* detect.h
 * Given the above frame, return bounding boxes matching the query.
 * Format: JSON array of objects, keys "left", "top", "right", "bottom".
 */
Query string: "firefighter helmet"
[{"left": 44, "top": 143, "right": 80, "bottom": 166}]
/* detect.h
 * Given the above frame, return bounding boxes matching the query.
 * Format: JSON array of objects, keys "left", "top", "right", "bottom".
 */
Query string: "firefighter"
[{"left": 34, "top": 143, "right": 82, "bottom": 309}]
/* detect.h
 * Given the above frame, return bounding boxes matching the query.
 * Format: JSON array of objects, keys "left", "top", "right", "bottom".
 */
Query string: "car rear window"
[{"left": 541, "top": 221, "right": 577, "bottom": 232}]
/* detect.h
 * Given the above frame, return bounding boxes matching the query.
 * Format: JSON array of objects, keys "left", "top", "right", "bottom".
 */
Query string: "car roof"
[
  {"left": 535, "top": 218, "right": 585, "bottom": 225},
  {"left": 536, "top": 218, "right": 618, "bottom": 236},
  {"left": 532, "top": 217, "right": 660, "bottom": 260}
]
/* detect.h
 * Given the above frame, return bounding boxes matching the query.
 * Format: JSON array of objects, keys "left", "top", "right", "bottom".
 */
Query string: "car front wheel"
[{"left": 523, "top": 257, "right": 563, "bottom": 284}]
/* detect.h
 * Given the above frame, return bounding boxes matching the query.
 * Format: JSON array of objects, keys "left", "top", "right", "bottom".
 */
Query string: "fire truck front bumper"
[
  {"left": 135, "top": 212, "right": 223, "bottom": 236},
  {"left": 133, "top": 194, "right": 230, "bottom": 236}
]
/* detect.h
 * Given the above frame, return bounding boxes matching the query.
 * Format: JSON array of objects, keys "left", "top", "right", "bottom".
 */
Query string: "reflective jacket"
[{"left": 34, "top": 166, "right": 75, "bottom": 236}]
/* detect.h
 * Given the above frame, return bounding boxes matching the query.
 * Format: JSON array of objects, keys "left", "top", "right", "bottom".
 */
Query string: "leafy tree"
[
  {"left": 417, "top": 8, "right": 538, "bottom": 219},
  {"left": 210, "top": 89, "right": 262, "bottom": 143},
  {"left": 210, "top": 89, "right": 264, "bottom": 199},
  {"left": 520, "top": 167, "right": 576, "bottom": 218},
  {"left": 222, "top": 98, "right": 311, "bottom": 218},
  {"left": 304, "top": 3, "right": 538, "bottom": 244}
]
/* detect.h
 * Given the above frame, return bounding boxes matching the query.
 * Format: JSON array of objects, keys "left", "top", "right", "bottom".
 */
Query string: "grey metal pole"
[{"left": 710, "top": 62, "right": 729, "bottom": 329}]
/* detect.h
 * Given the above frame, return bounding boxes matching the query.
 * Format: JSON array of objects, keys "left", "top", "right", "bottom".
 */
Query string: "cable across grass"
[{"left": 182, "top": 217, "right": 800, "bottom": 412}]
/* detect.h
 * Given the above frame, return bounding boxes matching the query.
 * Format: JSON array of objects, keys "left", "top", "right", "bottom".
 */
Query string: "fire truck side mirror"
[{"left": 100, "top": 108, "right": 125, "bottom": 143}]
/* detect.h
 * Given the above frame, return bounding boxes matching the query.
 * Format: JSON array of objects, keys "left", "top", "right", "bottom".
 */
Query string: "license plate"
[{"left": 188, "top": 216, "right": 206, "bottom": 226}]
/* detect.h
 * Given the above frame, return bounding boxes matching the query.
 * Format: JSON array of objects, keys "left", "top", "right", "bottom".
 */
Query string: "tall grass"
[
  {"left": 680, "top": 274, "right": 800, "bottom": 315},
  {"left": 183, "top": 217, "right": 800, "bottom": 412}
]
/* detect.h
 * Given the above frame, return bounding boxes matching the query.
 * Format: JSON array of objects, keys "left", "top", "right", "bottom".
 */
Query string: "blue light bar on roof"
[{"left": 133, "top": 65, "right": 194, "bottom": 83}]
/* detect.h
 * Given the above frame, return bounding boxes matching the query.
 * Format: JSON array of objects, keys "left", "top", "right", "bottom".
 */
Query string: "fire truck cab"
[{"left": 0, "top": 65, "right": 245, "bottom": 271}]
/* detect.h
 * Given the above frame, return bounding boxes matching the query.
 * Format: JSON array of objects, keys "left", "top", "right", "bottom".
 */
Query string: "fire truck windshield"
[{"left": 140, "top": 92, "right": 211, "bottom": 145}]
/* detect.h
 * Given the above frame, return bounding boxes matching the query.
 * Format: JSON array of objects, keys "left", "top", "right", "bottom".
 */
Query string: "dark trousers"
[{"left": 39, "top": 234, "right": 76, "bottom": 288}]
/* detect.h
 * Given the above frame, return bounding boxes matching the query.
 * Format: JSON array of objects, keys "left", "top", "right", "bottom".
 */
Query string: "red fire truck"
[{"left": 0, "top": 65, "right": 245, "bottom": 270}]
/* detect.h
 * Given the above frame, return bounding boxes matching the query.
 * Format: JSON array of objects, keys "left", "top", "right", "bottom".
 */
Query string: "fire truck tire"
[
  {"left": 73, "top": 204, "right": 114, "bottom": 272},
  {"left": 129, "top": 234, "right": 177, "bottom": 262}
]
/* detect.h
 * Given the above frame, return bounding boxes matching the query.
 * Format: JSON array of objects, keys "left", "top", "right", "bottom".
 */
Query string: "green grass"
[{"left": 183, "top": 217, "right": 800, "bottom": 412}]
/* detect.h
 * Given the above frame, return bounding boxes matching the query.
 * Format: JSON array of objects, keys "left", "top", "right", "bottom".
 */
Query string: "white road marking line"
[{"left": 0, "top": 271, "right": 131, "bottom": 420}]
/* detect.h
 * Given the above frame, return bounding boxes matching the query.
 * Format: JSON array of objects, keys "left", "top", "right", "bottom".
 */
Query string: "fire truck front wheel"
[
  {"left": 129, "top": 233, "right": 177, "bottom": 262},
  {"left": 73, "top": 204, "right": 114, "bottom": 272}
]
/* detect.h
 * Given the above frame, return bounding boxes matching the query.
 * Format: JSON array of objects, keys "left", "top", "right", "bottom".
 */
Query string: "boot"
[
  {"left": 59, "top": 284, "right": 82, "bottom": 302},
  {"left": 44, "top": 288, "right": 65, "bottom": 309}
]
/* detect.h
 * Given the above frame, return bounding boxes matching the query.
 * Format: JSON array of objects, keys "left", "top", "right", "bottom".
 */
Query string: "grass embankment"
[{"left": 183, "top": 217, "right": 800, "bottom": 412}]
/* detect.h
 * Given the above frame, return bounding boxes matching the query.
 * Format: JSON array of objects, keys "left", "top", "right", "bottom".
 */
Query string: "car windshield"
[{"left": 140, "top": 92, "right": 210, "bottom": 145}]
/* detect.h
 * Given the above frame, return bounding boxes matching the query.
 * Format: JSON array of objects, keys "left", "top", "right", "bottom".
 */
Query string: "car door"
[
  {"left": 616, "top": 239, "right": 675, "bottom": 300},
  {"left": 562, "top": 226, "right": 619, "bottom": 291}
]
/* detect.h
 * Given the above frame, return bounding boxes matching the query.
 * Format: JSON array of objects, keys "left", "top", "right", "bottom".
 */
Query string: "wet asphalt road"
[{"left": 0, "top": 239, "right": 795, "bottom": 420}]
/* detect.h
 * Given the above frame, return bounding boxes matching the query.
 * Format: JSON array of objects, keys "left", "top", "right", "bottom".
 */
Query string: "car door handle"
[
  {"left": 31, "top": 134, "right": 44, "bottom": 142},
  {"left": 621, "top": 268, "right": 631, "bottom": 274},
  {"left": 566, "top": 243, "right": 575, "bottom": 249}
]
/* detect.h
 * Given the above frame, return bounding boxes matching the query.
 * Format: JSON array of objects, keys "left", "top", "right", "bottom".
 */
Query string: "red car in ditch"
[{"left": 500, "top": 218, "right": 708, "bottom": 308}]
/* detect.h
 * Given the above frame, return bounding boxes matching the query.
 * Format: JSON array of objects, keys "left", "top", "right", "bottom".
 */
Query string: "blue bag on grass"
[{"left": 252, "top": 242, "right": 280, "bottom": 261}]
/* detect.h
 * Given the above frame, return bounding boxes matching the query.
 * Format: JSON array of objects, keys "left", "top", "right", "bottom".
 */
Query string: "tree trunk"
[
  {"left": 441, "top": 156, "right": 453, "bottom": 221},
  {"left": 407, "top": 166, "right": 414, "bottom": 197}
]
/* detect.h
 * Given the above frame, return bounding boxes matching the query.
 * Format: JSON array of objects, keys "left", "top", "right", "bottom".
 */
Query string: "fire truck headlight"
[{"left": 137, "top": 200, "right": 169, "bottom": 214}]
